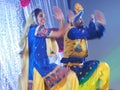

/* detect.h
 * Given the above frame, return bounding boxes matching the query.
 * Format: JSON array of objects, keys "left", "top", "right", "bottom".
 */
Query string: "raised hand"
[
  {"left": 90, "top": 14, "right": 95, "bottom": 23},
  {"left": 53, "top": 6, "right": 64, "bottom": 21},
  {"left": 68, "top": 10, "right": 75, "bottom": 23},
  {"left": 94, "top": 10, "right": 106, "bottom": 25}
]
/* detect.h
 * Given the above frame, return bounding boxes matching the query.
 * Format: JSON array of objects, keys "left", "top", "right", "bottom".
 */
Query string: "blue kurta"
[
  {"left": 28, "top": 25, "right": 57, "bottom": 80},
  {"left": 25, "top": 25, "right": 79, "bottom": 90}
]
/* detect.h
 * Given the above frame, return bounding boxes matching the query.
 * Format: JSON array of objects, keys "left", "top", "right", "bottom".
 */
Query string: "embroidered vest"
[{"left": 64, "top": 27, "right": 88, "bottom": 58}]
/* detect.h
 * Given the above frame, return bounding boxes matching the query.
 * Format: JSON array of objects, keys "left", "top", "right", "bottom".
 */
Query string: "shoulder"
[
  {"left": 68, "top": 27, "right": 84, "bottom": 34},
  {"left": 67, "top": 27, "right": 78, "bottom": 39},
  {"left": 30, "top": 24, "right": 37, "bottom": 29},
  {"left": 29, "top": 24, "right": 38, "bottom": 33},
  {"left": 28, "top": 25, "right": 38, "bottom": 35},
  {"left": 68, "top": 27, "right": 77, "bottom": 33}
]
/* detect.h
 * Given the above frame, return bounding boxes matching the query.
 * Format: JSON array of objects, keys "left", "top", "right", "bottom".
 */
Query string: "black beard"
[
  {"left": 74, "top": 22, "right": 84, "bottom": 29},
  {"left": 76, "top": 23, "right": 83, "bottom": 29}
]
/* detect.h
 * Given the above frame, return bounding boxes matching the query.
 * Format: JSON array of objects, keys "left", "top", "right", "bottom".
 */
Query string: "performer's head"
[
  {"left": 33, "top": 8, "right": 46, "bottom": 26},
  {"left": 73, "top": 3, "right": 84, "bottom": 28}
]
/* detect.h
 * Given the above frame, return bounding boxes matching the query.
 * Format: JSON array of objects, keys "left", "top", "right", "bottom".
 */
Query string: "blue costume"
[
  {"left": 22, "top": 25, "right": 79, "bottom": 90},
  {"left": 28, "top": 25, "right": 56, "bottom": 80},
  {"left": 61, "top": 21, "right": 105, "bottom": 84},
  {"left": 61, "top": 3, "right": 110, "bottom": 90},
  {"left": 28, "top": 25, "right": 69, "bottom": 87},
  {"left": 19, "top": 8, "right": 79, "bottom": 90}
]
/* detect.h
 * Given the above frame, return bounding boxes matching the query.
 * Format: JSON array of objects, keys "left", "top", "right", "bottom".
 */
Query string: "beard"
[
  {"left": 77, "top": 23, "right": 83, "bottom": 28},
  {"left": 74, "top": 22, "right": 84, "bottom": 29}
]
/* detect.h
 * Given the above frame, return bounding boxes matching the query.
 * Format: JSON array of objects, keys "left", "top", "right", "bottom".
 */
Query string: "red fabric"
[{"left": 20, "top": 0, "right": 30, "bottom": 7}]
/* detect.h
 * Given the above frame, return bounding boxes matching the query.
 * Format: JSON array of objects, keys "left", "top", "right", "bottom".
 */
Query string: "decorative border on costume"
[{"left": 43, "top": 66, "right": 70, "bottom": 89}]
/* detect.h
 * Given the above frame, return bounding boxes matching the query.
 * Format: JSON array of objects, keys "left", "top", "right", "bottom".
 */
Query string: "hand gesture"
[
  {"left": 90, "top": 14, "right": 95, "bottom": 22},
  {"left": 68, "top": 10, "right": 75, "bottom": 23},
  {"left": 94, "top": 10, "right": 106, "bottom": 25},
  {"left": 53, "top": 6, "right": 64, "bottom": 21}
]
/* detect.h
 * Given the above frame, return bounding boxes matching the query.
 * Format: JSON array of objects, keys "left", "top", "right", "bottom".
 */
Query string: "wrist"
[{"left": 97, "top": 20, "right": 105, "bottom": 25}]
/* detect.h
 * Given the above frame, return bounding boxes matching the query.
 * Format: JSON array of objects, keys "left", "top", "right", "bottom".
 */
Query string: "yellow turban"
[{"left": 74, "top": 3, "right": 84, "bottom": 14}]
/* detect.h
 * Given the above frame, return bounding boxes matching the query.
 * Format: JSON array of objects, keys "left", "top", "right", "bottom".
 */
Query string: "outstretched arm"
[
  {"left": 49, "top": 6, "right": 67, "bottom": 38},
  {"left": 66, "top": 10, "right": 106, "bottom": 40},
  {"left": 87, "top": 10, "right": 106, "bottom": 40},
  {"left": 35, "top": 7, "right": 68, "bottom": 39}
]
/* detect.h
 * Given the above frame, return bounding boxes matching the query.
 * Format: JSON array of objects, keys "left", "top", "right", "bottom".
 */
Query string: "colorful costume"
[
  {"left": 19, "top": 23, "right": 79, "bottom": 90},
  {"left": 61, "top": 3, "right": 110, "bottom": 90}
]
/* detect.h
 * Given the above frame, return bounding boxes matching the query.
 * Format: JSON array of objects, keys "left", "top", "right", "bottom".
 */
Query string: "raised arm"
[
  {"left": 87, "top": 10, "right": 106, "bottom": 40},
  {"left": 49, "top": 6, "right": 67, "bottom": 38},
  {"left": 66, "top": 10, "right": 106, "bottom": 40},
  {"left": 34, "top": 6, "right": 68, "bottom": 39}
]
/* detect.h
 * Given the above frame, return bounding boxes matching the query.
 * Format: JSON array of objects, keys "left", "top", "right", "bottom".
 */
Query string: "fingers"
[
  {"left": 52, "top": 12, "right": 58, "bottom": 18},
  {"left": 94, "top": 10, "right": 106, "bottom": 24},
  {"left": 90, "top": 14, "right": 95, "bottom": 22},
  {"left": 53, "top": 6, "right": 62, "bottom": 14},
  {"left": 91, "top": 14, "right": 95, "bottom": 19},
  {"left": 68, "top": 10, "right": 75, "bottom": 23},
  {"left": 53, "top": 6, "right": 64, "bottom": 20},
  {"left": 94, "top": 10, "right": 104, "bottom": 20},
  {"left": 68, "top": 10, "right": 75, "bottom": 18},
  {"left": 53, "top": 7, "right": 60, "bottom": 19},
  {"left": 53, "top": 6, "right": 59, "bottom": 16},
  {"left": 68, "top": 10, "right": 74, "bottom": 16}
]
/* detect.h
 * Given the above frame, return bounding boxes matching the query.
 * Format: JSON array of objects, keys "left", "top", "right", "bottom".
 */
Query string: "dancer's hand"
[
  {"left": 68, "top": 10, "right": 75, "bottom": 23},
  {"left": 94, "top": 10, "right": 106, "bottom": 25},
  {"left": 53, "top": 6, "right": 64, "bottom": 21},
  {"left": 90, "top": 14, "right": 95, "bottom": 23}
]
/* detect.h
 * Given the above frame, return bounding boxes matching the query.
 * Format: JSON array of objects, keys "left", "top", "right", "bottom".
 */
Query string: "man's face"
[
  {"left": 37, "top": 12, "right": 46, "bottom": 26},
  {"left": 74, "top": 18, "right": 83, "bottom": 28}
]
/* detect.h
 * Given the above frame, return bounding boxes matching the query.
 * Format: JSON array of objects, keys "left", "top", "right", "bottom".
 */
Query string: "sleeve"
[
  {"left": 87, "top": 21, "right": 105, "bottom": 40},
  {"left": 67, "top": 28, "right": 88, "bottom": 40}
]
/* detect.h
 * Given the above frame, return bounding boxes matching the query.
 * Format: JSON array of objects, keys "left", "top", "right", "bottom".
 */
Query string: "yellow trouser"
[
  {"left": 77, "top": 62, "right": 110, "bottom": 90},
  {"left": 32, "top": 68, "right": 79, "bottom": 90}
]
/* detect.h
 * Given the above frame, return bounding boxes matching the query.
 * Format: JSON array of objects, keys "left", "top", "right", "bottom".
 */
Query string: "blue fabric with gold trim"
[
  {"left": 28, "top": 25, "right": 55, "bottom": 80},
  {"left": 28, "top": 25, "right": 56, "bottom": 80},
  {"left": 28, "top": 25, "right": 70, "bottom": 89},
  {"left": 44, "top": 66, "right": 70, "bottom": 88},
  {"left": 70, "top": 60, "right": 99, "bottom": 84},
  {"left": 61, "top": 57, "right": 99, "bottom": 84},
  {"left": 61, "top": 57, "right": 85, "bottom": 63}
]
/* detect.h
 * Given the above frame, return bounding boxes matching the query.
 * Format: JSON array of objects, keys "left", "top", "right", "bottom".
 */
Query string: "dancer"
[
  {"left": 61, "top": 3, "right": 110, "bottom": 90},
  {"left": 19, "top": 7, "right": 79, "bottom": 90}
]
